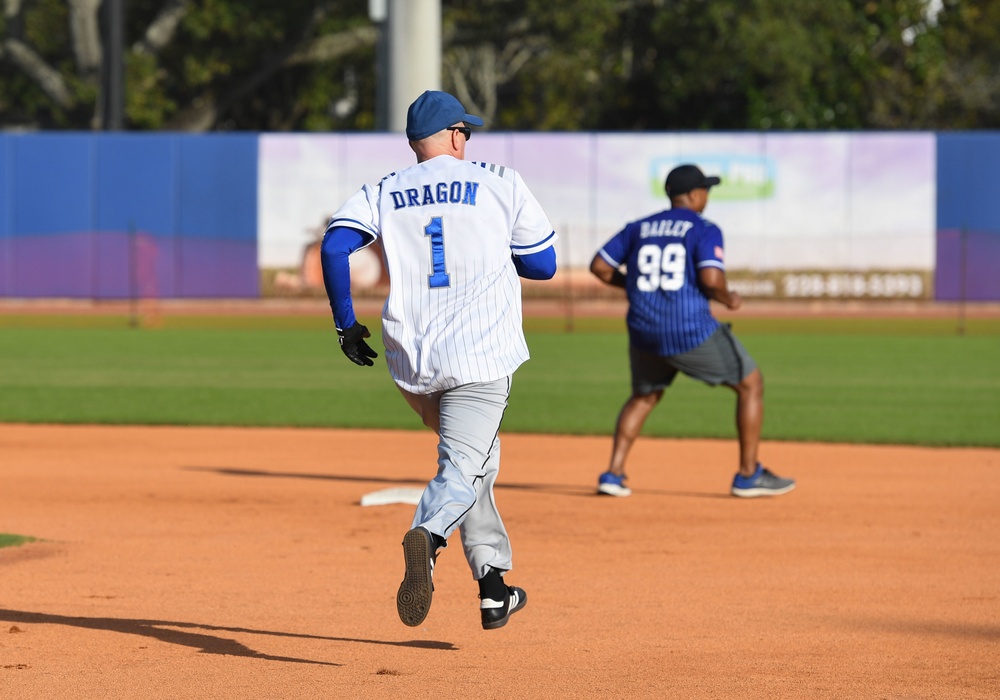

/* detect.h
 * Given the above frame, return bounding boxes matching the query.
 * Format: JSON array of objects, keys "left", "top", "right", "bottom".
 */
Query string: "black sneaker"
[
  {"left": 396, "top": 527, "right": 435, "bottom": 626},
  {"left": 480, "top": 585, "right": 527, "bottom": 630},
  {"left": 731, "top": 464, "right": 796, "bottom": 498}
]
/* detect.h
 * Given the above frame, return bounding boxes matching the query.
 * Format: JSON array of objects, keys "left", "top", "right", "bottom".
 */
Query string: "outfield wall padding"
[
  {"left": 2, "top": 131, "right": 999, "bottom": 301},
  {"left": 0, "top": 133, "right": 258, "bottom": 299}
]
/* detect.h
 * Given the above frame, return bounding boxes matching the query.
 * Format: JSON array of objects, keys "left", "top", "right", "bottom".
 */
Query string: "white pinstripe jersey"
[{"left": 329, "top": 155, "right": 556, "bottom": 394}]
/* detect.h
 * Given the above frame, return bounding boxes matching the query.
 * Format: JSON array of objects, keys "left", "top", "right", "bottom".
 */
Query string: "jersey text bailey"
[{"left": 640, "top": 219, "right": 693, "bottom": 238}]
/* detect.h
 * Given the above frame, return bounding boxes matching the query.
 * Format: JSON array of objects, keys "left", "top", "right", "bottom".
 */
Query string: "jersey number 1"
[{"left": 424, "top": 217, "right": 450, "bottom": 288}]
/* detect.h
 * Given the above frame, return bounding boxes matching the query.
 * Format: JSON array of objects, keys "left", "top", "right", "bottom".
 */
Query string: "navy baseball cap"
[
  {"left": 664, "top": 164, "right": 721, "bottom": 196},
  {"left": 405, "top": 90, "right": 484, "bottom": 141}
]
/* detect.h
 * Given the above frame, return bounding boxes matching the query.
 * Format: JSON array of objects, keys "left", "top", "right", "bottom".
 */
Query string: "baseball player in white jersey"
[{"left": 320, "top": 90, "right": 557, "bottom": 630}]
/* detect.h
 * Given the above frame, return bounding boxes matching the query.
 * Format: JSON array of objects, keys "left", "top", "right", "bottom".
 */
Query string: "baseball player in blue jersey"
[
  {"left": 320, "top": 90, "right": 557, "bottom": 630},
  {"left": 590, "top": 164, "right": 794, "bottom": 499}
]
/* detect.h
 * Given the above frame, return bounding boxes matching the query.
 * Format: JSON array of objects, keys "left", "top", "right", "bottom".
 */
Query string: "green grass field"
[
  {"left": 1, "top": 313, "right": 998, "bottom": 447},
  {"left": 0, "top": 533, "right": 37, "bottom": 549}
]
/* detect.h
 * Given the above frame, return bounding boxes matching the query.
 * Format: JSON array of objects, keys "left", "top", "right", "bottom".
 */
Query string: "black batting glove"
[{"left": 337, "top": 322, "right": 378, "bottom": 367}]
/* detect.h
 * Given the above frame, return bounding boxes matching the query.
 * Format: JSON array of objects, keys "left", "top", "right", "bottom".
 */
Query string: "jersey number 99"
[{"left": 636, "top": 243, "right": 686, "bottom": 292}]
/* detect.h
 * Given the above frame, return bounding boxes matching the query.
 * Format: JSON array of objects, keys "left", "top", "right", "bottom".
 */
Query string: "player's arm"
[
  {"left": 320, "top": 225, "right": 379, "bottom": 366},
  {"left": 693, "top": 221, "right": 741, "bottom": 310},
  {"left": 697, "top": 267, "right": 742, "bottom": 311},
  {"left": 512, "top": 245, "right": 556, "bottom": 280},
  {"left": 590, "top": 252, "right": 626, "bottom": 289}
]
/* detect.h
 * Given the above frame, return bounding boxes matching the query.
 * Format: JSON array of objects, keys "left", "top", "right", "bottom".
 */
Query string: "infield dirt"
[{"left": 1, "top": 423, "right": 997, "bottom": 699}]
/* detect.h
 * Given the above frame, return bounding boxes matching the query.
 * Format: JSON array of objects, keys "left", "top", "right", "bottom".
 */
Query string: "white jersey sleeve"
[
  {"left": 327, "top": 182, "right": 381, "bottom": 243},
  {"left": 471, "top": 162, "right": 557, "bottom": 256}
]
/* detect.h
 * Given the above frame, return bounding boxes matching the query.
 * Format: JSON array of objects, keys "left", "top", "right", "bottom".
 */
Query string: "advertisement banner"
[{"left": 258, "top": 132, "right": 936, "bottom": 299}]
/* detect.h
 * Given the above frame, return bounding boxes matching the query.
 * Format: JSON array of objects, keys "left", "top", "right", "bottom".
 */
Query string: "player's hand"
[
  {"left": 726, "top": 291, "right": 743, "bottom": 311},
  {"left": 338, "top": 323, "right": 378, "bottom": 366}
]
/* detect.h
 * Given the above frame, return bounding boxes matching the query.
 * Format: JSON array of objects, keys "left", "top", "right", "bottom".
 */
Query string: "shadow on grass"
[{"left": 0, "top": 609, "right": 456, "bottom": 665}]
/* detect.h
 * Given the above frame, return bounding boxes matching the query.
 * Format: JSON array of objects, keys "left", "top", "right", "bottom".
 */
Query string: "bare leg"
[
  {"left": 607, "top": 390, "right": 663, "bottom": 476},
  {"left": 731, "top": 368, "right": 764, "bottom": 476}
]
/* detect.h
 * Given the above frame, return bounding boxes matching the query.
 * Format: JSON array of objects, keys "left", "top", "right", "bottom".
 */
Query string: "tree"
[
  {"left": 0, "top": 0, "right": 377, "bottom": 130},
  {"left": 443, "top": 0, "right": 622, "bottom": 130},
  {"left": 1, "top": 0, "right": 997, "bottom": 132},
  {"left": 574, "top": 0, "right": 950, "bottom": 131},
  {"left": 932, "top": 0, "right": 1000, "bottom": 128}
]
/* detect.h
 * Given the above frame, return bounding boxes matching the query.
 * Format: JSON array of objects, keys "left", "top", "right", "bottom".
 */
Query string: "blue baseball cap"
[{"left": 405, "top": 90, "right": 484, "bottom": 141}]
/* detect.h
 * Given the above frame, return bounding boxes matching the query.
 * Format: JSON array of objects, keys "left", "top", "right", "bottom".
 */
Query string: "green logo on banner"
[{"left": 650, "top": 155, "right": 776, "bottom": 200}]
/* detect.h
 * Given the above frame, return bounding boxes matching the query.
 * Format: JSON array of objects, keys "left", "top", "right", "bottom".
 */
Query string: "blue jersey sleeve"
[
  {"left": 512, "top": 245, "right": 557, "bottom": 280},
  {"left": 693, "top": 221, "right": 725, "bottom": 271},
  {"left": 320, "top": 226, "right": 374, "bottom": 330},
  {"left": 597, "top": 225, "right": 632, "bottom": 268}
]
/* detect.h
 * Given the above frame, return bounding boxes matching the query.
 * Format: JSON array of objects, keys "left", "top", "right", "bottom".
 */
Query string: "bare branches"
[
  {"left": 165, "top": 7, "right": 374, "bottom": 131},
  {"left": 446, "top": 39, "right": 543, "bottom": 126},
  {"left": 4, "top": 0, "right": 24, "bottom": 22},
  {"left": 3, "top": 0, "right": 76, "bottom": 112},
  {"left": 133, "top": 0, "right": 192, "bottom": 56},
  {"left": 285, "top": 25, "right": 377, "bottom": 66},
  {"left": 68, "top": 0, "right": 102, "bottom": 78},
  {"left": 3, "top": 39, "right": 74, "bottom": 107}
]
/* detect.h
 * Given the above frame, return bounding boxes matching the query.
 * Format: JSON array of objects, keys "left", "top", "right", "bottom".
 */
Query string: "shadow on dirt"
[
  {"left": 0, "top": 609, "right": 456, "bottom": 665},
  {"left": 185, "top": 466, "right": 728, "bottom": 499},
  {"left": 189, "top": 466, "right": 599, "bottom": 498}
]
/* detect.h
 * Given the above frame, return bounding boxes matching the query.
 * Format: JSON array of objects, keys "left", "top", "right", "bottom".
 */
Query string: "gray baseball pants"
[{"left": 397, "top": 376, "right": 513, "bottom": 581}]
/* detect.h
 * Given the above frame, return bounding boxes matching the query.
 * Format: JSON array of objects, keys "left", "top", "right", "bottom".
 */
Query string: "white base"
[{"left": 360, "top": 487, "right": 424, "bottom": 507}]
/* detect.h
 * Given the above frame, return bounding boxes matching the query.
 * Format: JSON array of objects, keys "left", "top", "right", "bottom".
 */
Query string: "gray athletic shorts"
[{"left": 630, "top": 324, "right": 757, "bottom": 395}]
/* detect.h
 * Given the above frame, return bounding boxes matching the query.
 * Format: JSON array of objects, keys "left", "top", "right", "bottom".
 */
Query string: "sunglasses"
[{"left": 446, "top": 126, "right": 472, "bottom": 141}]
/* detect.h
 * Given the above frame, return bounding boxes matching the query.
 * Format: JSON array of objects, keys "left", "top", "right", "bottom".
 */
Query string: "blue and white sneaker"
[
  {"left": 731, "top": 464, "right": 796, "bottom": 498},
  {"left": 597, "top": 471, "right": 632, "bottom": 497}
]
